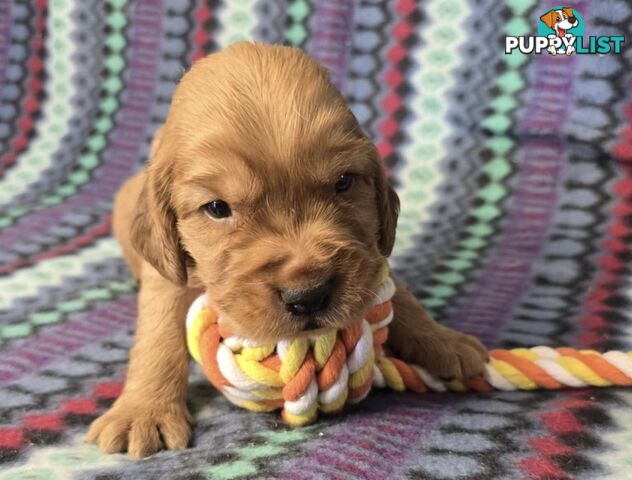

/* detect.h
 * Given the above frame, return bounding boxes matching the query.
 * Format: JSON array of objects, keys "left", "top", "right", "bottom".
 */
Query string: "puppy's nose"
[
  {"left": 568, "top": 16, "right": 577, "bottom": 24},
  {"left": 280, "top": 281, "right": 332, "bottom": 316}
]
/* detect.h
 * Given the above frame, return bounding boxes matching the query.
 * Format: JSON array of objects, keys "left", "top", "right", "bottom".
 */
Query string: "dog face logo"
[
  {"left": 540, "top": 8, "right": 579, "bottom": 38},
  {"left": 538, "top": 6, "right": 583, "bottom": 55}
]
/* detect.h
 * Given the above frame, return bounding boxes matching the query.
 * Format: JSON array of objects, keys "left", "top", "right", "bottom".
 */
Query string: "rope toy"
[{"left": 186, "top": 265, "right": 632, "bottom": 426}]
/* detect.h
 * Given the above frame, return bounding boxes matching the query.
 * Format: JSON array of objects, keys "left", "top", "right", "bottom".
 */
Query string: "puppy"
[
  {"left": 540, "top": 7, "right": 578, "bottom": 56},
  {"left": 86, "top": 42, "right": 488, "bottom": 457}
]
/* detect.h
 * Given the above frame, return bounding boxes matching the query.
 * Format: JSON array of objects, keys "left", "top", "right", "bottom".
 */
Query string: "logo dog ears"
[{"left": 505, "top": 6, "right": 625, "bottom": 56}]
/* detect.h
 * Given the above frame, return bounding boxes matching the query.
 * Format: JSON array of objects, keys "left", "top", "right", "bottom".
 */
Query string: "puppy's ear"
[
  {"left": 131, "top": 127, "right": 188, "bottom": 285},
  {"left": 540, "top": 10, "right": 557, "bottom": 29},
  {"left": 563, "top": 7, "right": 574, "bottom": 18},
  {"left": 371, "top": 149, "right": 400, "bottom": 257}
]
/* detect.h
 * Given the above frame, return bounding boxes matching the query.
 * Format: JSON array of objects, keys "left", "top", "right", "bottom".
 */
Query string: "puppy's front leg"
[
  {"left": 387, "top": 277, "right": 488, "bottom": 380},
  {"left": 86, "top": 265, "right": 197, "bottom": 457}
]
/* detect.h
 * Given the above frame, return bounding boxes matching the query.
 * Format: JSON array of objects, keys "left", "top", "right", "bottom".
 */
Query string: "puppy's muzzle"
[{"left": 280, "top": 280, "right": 332, "bottom": 316}]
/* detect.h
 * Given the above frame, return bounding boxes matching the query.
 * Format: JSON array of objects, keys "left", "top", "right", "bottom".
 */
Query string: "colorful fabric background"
[{"left": 0, "top": 0, "right": 631, "bottom": 478}]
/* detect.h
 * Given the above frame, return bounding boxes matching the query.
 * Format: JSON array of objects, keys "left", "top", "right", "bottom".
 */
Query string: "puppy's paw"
[
  {"left": 85, "top": 397, "right": 194, "bottom": 458},
  {"left": 396, "top": 326, "right": 489, "bottom": 381}
]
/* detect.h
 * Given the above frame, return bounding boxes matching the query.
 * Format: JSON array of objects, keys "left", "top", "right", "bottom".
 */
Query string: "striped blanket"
[{"left": 1, "top": 0, "right": 632, "bottom": 479}]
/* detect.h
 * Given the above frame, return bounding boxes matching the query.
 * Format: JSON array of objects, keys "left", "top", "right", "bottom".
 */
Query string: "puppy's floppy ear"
[
  {"left": 540, "top": 10, "right": 557, "bottom": 29},
  {"left": 131, "top": 126, "right": 188, "bottom": 285},
  {"left": 370, "top": 148, "right": 400, "bottom": 257},
  {"left": 562, "top": 7, "right": 574, "bottom": 18}
]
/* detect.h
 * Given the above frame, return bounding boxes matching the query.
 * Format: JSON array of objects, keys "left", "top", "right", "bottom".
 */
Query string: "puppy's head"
[{"left": 132, "top": 42, "right": 399, "bottom": 341}]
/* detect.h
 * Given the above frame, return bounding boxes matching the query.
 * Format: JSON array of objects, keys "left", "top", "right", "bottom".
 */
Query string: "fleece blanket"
[{"left": 1, "top": 0, "right": 632, "bottom": 478}]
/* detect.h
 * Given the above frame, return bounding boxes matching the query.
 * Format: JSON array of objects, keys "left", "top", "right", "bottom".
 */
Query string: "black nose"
[
  {"left": 568, "top": 16, "right": 577, "bottom": 24},
  {"left": 280, "top": 282, "right": 332, "bottom": 316}
]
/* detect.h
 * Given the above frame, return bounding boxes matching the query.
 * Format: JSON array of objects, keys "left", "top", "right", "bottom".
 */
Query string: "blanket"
[{"left": 1, "top": 0, "right": 632, "bottom": 478}]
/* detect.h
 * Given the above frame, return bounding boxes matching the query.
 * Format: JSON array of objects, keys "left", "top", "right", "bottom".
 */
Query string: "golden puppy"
[{"left": 86, "top": 42, "right": 487, "bottom": 458}]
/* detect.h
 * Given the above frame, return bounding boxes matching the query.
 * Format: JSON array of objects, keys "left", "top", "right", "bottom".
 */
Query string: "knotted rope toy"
[{"left": 186, "top": 265, "right": 632, "bottom": 426}]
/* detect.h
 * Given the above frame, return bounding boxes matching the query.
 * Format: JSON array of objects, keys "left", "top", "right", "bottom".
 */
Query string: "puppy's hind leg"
[{"left": 112, "top": 172, "right": 145, "bottom": 280}]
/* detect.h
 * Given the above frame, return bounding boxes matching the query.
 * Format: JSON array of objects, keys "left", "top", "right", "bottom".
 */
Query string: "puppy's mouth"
[
  {"left": 291, "top": 315, "right": 332, "bottom": 338},
  {"left": 293, "top": 297, "right": 361, "bottom": 334},
  {"left": 286, "top": 299, "right": 343, "bottom": 334},
  {"left": 290, "top": 310, "right": 330, "bottom": 333},
  {"left": 302, "top": 317, "right": 319, "bottom": 330}
]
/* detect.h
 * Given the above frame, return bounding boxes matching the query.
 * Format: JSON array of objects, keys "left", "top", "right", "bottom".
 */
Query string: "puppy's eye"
[
  {"left": 203, "top": 200, "right": 232, "bottom": 219},
  {"left": 335, "top": 174, "right": 353, "bottom": 193}
]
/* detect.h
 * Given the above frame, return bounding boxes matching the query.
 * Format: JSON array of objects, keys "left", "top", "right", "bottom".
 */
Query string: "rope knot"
[
  {"left": 186, "top": 273, "right": 397, "bottom": 425},
  {"left": 186, "top": 267, "right": 632, "bottom": 426}
]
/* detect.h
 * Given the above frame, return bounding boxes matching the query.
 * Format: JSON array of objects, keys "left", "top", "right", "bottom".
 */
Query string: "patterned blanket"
[{"left": 1, "top": 0, "right": 632, "bottom": 478}]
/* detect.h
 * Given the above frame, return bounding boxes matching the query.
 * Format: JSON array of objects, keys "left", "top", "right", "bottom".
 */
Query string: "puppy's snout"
[
  {"left": 280, "top": 281, "right": 332, "bottom": 316},
  {"left": 568, "top": 16, "right": 577, "bottom": 25}
]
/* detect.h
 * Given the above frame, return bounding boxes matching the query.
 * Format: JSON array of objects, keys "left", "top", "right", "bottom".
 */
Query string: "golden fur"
[{"left": 86, "top": 42, "right": 487, "bottom": 457}]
